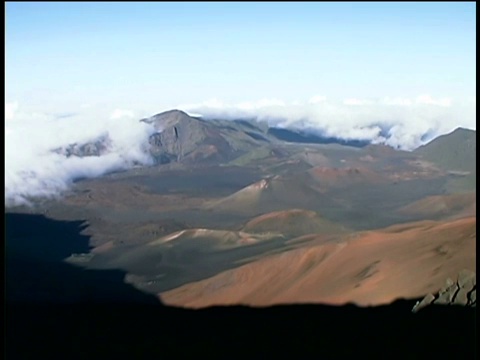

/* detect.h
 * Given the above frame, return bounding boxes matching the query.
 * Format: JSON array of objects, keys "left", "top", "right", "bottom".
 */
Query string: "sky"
[
  {"left": 6, "top": 2, "right": 476, "bottom": 112},
  {"left": 4, "top": 2, "right": 477, "bottom": 206}
]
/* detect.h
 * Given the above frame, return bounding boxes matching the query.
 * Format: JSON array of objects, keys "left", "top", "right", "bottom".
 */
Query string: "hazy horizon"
[{"left": 6, "top": 3, "right": 475, "bottom": 114}]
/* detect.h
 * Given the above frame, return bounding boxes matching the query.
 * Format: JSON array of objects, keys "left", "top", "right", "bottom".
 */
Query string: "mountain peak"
[
  {"left": 156, "top": 109, "right": 191, "bottom": 117},
  {"left": 151, "top": 109, "right": 195, "bottom": 122},
  {"left": 414, "top": 125, "right": 476, "bottom": 185},
  {"left": 140, "top": 109, "right": 198, "bottom": 126},
  {"left": 451, "top": 127, "right": 476, "bottom": 135}
]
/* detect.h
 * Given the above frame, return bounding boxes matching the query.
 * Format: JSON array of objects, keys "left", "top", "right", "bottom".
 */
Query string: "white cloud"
[
  {"left": 308, "top": 95, "right": 327, "bottom": 104},
  {"left": 343, "top": 98, "right": 373, "bottom": 106},
  {"left": 237, "top": 98, "right": 286, "bottom": 111},
  {"left": 178, "top": 94, "right": 475, "bottom": 149},
  {"left": 110, "top": 108, "right": 135, "bottom": 119},
  {"left": 5, "top": 102, "right": 19, "bottom": 121},
  {"left": 416, "top": 94, "right": 452, "bottom": 107},
  {"left": 382, "top": 97, "right": 413, "bottom": 106},
  {"left": 5, "top": 104, "right": 156, "bottom": 207}
]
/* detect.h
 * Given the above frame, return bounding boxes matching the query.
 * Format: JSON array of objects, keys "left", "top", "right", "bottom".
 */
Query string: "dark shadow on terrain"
[
  {"left": 245, "top": 130, "right": 269, "bottom": 142},
  {"left": 7, "top": 301, "right": 475, "bottom": 358},
  {"left": 128, "top": 166, "right": 264, "bottom": 197},
  {"left": 5, "top": 213, "right": 160, "bottom": 304},
  {"left": 233, "top": 118, "right": 261, "bottom": 130},
  {"left": 268, "top": 127, "right": 370, "bottom": 148},
  {"left": 6, "top": 213, "right": 476, "bottom": 358}
]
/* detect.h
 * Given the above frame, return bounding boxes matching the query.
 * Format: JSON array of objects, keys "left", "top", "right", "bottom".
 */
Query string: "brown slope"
[
  {"left": 308, "top": 166, "right": 387, "bottom": 186},
  {"left": 206, "top": 178, "right": 271, "bottom": 212},
  {"left": 205, "top": 175, "right": 330, "bottom": 215},
  {"left": 398, "top": 193, "right": 476, "bottom": 220},
  {"left": 160, "top": 217, "right": 476, "bottom": 308},
  {"left": 242, "top": 209, "right": 349, "bottom": 238}
]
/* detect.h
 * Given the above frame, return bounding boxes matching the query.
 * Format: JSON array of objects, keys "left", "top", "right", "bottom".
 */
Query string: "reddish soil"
[{"left": 161, "top": 217, "right": 476, "bottom": 308}]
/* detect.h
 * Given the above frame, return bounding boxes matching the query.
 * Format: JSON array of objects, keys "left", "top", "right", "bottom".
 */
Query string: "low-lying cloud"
[
  {"left": 5, "top": 104, "right": 156, "bottom": 207},
  {"left": 177, "top": 95, "right": 476, "bottom": 150},
  {"left": 5, "top": 95, "right": 475, "bottom": 206}
]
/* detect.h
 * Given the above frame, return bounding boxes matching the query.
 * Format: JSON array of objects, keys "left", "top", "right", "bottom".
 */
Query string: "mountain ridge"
[{"left": 49, "top": 109, "right": 475, "bottom": 172}]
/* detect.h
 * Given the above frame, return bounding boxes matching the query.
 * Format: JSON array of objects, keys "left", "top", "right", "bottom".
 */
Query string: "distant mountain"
[
  {"left": 50, "top": 111, "right": 475, "bottom": 174},
  {"left": 140, "top": 110, "right": 372, "bottom": 166},
  {"left": 414, "top": 127, "right": 476, "bottom": 192},
  {"left": 141, "top": 110, "right": 271, "bottom": 165},
  {"left": 415, "top": 127, "right": 476, "bottom": 172}
]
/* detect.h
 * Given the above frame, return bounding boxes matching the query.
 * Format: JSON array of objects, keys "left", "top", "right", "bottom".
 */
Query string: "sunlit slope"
[
  {"left": 161, "top": 217, "right": 476, "bottom": 308},
  {"left": 242, "top": 209, "right": 350, "bottom": 238}
]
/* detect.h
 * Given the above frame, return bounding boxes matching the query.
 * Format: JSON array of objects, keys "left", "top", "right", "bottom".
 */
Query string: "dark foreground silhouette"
[{"left": 5, "top": 213, "right": 476, "bottom": 358}]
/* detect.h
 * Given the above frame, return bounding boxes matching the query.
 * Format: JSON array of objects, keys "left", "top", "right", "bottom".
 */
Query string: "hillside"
[
  {"left": 414, "top": 128, "right": 476, "bottom": 192},
  {"left": 140, "top": 110, "right": 420, "bottom": 167},
  {"left": 398, "top": 193, "right": 476, "bottom": 220},
  {"left": 242, "top": 209, "right": 349, "bottom": 238},
  {"left": 161, "top": 217, "right": 476, "bottom": 308},
  {"left": 141, "top": 110, "right": 266, "bottom": 164},
  {"left": 414, "top": 128, "right": 476, "bottom": 172}
]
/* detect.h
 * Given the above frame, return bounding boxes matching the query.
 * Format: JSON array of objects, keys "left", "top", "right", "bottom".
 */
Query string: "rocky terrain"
[
  {"left": 412, "top": 269, "right": 476, "bottom": 312},
  {"left": 7, "top": 110, "right": 476, "bottom": 307}
]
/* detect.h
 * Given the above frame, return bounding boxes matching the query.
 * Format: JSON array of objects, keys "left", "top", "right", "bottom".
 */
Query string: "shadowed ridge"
[
  {"left": 267, "top": 127, "right": 371, "bottom": 147},
  {"left": 6, "top": 213, "right": 161, "bottom": 304}
]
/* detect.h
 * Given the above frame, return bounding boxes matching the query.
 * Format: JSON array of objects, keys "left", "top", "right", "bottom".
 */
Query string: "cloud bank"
[
  {"left": 5, "top": 104, "right": 156, "bottom": 207},
  {"left": 5, "top": 94, "right": 475, "bottom": 206},
  {"left": 177, "top": 95, "right": 476, "bottom": 150}
]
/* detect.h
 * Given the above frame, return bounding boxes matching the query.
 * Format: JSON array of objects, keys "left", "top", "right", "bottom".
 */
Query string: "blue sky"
[
  {"left": 6, "top": 2, "right": 475, "bottom": 114},
  {"left": 4, "top": 2, "right": 477, "bottom": 205}
]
